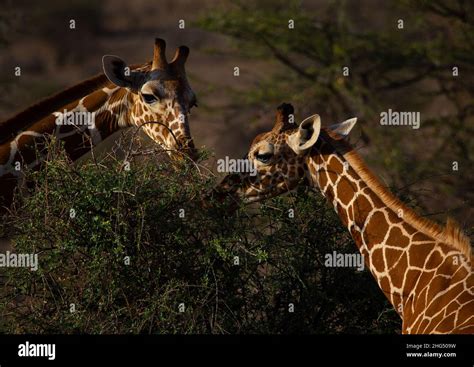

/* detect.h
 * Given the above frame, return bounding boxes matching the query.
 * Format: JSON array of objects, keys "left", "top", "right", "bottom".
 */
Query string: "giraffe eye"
[
  {"left": 256, "top": 152, "right": 273, "bottom": 163},
  {"left": 142, "top": 93, "right": 158, "bottom": 104}
]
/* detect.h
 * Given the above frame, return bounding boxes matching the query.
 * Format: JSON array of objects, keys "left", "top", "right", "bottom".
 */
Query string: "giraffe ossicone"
[
  {"left": 0, "top": 38, "right": 198, "bottom": 208},
  {"left": 216, "top": 103, "right": 473, "bottom": 334}
]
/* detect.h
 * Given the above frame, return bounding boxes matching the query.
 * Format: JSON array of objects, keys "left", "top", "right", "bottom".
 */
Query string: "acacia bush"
[{"left": 0, "top": 142, "right": 400, "bottom": 334}]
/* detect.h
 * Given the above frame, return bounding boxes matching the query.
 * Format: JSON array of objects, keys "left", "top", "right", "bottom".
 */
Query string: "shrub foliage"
[{"left": 0, "top": 141, "right": 400, "bottom": 334}]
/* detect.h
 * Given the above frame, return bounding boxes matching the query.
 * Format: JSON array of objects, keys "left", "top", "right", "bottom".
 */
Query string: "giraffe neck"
[
  {"left": 305, "top": 131, "right": 473, "bottom": 333},
  {"left": 53, "top": 85, "right": 135, "bottom": 157},
  {"left": 0, "top": 85, "right": 134, "bottom": 173},
  {"left": 0, "top": 84, "right": 137, "bottom": 208}
]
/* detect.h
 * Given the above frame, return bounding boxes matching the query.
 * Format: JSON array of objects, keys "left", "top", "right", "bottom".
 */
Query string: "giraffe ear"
[
  {"left": 102, "top": 55, "right": 145, "bottom": 92},
  {"left": 328, "top": 117, "right": 357, "bottom": 138},
  {"left": 288, "top": 114, "right": 321, "bottom": 155}
]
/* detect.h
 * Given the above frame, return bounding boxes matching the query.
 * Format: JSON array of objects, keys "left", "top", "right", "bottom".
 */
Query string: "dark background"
[{"left": 0, "top": 0, "right": 472, "bottom": 336}]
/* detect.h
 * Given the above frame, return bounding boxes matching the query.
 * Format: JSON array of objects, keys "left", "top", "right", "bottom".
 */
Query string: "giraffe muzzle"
[{"left": 180, "top": 138, "right": 198, "bottom": 161}]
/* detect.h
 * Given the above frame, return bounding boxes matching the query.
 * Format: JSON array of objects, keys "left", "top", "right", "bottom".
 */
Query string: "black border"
[{"left": 0, "top": 334, "right": 472, "bottom": 366}]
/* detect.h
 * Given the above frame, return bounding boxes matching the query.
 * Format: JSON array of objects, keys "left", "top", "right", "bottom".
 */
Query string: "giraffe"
[
  {"left": 0, "top": 38, "right": 198, "bottom": 208},
  {"left": 215, "top": 103, "right": 474, "bottom": 334}
]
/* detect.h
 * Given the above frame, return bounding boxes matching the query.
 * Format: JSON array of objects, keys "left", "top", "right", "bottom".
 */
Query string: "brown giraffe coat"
[{"left": 217, "top": 103, "right": 474, "bottom": 334}]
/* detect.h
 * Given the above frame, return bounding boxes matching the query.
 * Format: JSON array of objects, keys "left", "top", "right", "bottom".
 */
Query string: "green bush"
[{"left": 0, "top": 141, "right": 400, "bottom": 334}]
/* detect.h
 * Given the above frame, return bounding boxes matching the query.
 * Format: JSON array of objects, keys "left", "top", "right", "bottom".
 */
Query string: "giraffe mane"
[
  {"left": 0, "top": 62, "right": 151, "bottom": 145},
  {"left": 322, "top": 129, "right": 472, "bottom": 259}
]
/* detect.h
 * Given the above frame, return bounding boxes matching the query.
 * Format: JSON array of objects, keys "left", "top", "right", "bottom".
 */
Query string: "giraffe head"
[
  {"left": 102, "top": 38, "right": 197, "bottom": 160},
  {"left": 216, "top": 103, "right": 357, "bottom": 203}
]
